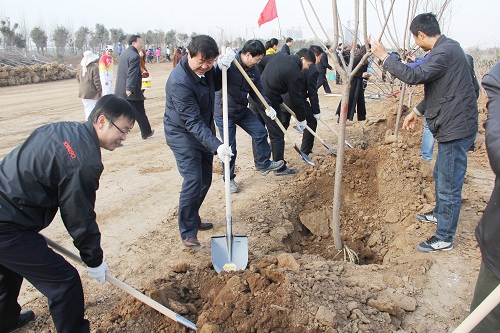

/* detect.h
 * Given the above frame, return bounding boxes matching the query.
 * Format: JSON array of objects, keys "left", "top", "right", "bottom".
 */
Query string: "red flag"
[{"left": 258, "top": 0, "right": 278, "bottom": 27}]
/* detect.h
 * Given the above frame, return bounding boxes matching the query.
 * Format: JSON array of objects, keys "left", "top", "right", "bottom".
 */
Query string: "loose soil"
[{"left": 0, "top": 61, "right": 491, "bottom": 333}]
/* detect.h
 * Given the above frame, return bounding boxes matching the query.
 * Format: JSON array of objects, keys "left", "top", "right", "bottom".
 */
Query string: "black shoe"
[
  {"left": 5, "top": 310, "right": 35, "bottom": 333},
  {"left": 142, "top": 129, "right": 154, "bottom": 139},
  {"left": 198, "top": 222, "right": 214, "bottom": 231},
  {"left": 274, "top": 167, "right": 296, "bottom": 176}
]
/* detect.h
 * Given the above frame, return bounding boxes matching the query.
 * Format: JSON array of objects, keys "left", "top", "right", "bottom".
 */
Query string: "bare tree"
[
  {"left": 164, "top": 29, "right": 177, "bottom": 47},
  {"left": 91, "top": 23, "right": 109, "bottom": 53},
  {"left": 74, "top": 26, "right": 90, "bottom": 53},
  {"left": 0, "top": 18, "right": 26, "bottom": 49}
]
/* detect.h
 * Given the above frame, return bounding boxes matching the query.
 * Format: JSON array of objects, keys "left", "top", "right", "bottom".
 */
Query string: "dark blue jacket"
[
  {"left": 214, "top": 52, "right": 271, "bottom": 118},
  {"left": 383, "top": 35, "right": 478, "bottom": 142},
  {"left": 0, "top": 121, "right": 104, "bottom": 267},
  {"left": 164, "top": 56, "right": 222, "bottom": 153}
]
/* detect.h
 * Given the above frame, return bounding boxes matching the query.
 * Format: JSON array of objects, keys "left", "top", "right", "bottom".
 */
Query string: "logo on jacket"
[{"left": 63, "top": 141, "right": 77, "bottom": 159}]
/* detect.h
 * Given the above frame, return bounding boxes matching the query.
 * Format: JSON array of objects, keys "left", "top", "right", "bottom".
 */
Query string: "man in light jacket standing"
[{"left": 372, "top": 13, "right": 478, "bottom": 253}]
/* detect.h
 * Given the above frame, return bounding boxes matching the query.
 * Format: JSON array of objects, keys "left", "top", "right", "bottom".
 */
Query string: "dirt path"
[{"left": 0, "top": 61, "right": 492, "bottom": 333}]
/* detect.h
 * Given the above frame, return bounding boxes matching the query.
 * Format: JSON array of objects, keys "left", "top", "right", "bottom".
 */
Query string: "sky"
[{"left": 0, "top": 0, "right": 498, "bottom": 49}]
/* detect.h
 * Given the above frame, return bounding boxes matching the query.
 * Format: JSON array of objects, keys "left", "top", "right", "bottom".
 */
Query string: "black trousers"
[
  {"left": 249, "top": 99, "right": 287, "bottom": 171},
  {"left": 0, "top": 231, "right": 89, "bottom": 333},
  {"left": 128, "top": 100, "right": 153, "bottom": 138},
  {"left": 316, "top": 72, "right": 332, "bottom": 94},
  {"left": 279, "top": 101, "right": 317, "bottom": 156},
  {"left": 166, "top": 140, "right": 213, "bottom": 240}
]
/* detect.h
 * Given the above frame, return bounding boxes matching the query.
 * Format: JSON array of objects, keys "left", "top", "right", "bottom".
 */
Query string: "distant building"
[{"left": 278, "top": 28, "right": 303, "bottom": 39}]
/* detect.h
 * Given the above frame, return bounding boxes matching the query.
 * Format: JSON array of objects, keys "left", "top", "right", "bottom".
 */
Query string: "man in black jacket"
[
  {"left": 164, "top": 35, "right": 233, "bottom": 247},
  {"left": 0, "top": 95, "right": 135, "bottom": 333},
  {"left": 213, "top": 40, "right": 284, "bottom": 193},
  {"left": 372, "top": 13, "right": 478, "bottom": 252},
  {"left": 280, "top": 37, "right": 293, "bottom": 55},
  {"left": 115, "top": 35, "right": 154, "bottom": 139},
  {"left": 469, "top": 61, "right": 500, "bottom": 332},
  {"left": 316, "top": 45, "right": 333, "bottom": 94},
  {"left": 250, "top": 48, "right": 316, "bottom": 175}
]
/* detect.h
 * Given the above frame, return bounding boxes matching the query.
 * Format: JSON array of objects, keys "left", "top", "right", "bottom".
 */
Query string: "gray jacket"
[
  {"left": 114, "top": 45, "right": 144, "bottom": 101},
  {"left": 383, "top": 35, "right": 478, "bottom": 142},
  {"left": 476, "top": 61, "right": 500, "bottom": 279}
]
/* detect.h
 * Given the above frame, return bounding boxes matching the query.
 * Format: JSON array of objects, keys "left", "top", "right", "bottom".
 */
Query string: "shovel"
[
  {"left": 319, "top": 118, "right": 354, "bottom": 148},
  {"left": 42, "top": 235, "right": 198, "bottom": 331},
  {"left": 281, "top": 103, "right": 336, "bottom": 156},
  {"left": 232, "top": 59, "right": 315, "bottom": 166},
  {"left": 211, "top": 65, "right": 248, "bottom": 273}
]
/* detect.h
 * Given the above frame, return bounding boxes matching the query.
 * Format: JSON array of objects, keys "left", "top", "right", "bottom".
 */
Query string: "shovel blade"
[{"left": 211, "top": 236, "right": 248, "bottom": 273}]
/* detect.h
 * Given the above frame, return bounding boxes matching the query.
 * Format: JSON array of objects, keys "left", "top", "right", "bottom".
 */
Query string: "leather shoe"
[
  {"left": 182, "top": 237, "right": 200, "bottom": 247},
  {"left": 5, "top": 310, "right": 35, "bottom": 333},
  {"left": 142, "top": 129, "right": 154, "bottom": 139},
  {"left": 198, "top": 222, "right": 213, "bottom": 231}
]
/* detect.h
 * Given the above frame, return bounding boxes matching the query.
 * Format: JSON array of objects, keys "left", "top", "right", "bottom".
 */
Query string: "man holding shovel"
[
  {"left": 214, "top": 40, "right": 284, "bottom": 193},
  {"left": 164, "top": 35, "right": 234, "bottom": 248},
  {"left": 0, "top": 95, "right": 135, "bottom": 333}
]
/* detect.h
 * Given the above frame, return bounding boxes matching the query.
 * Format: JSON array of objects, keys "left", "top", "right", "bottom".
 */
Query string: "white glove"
[
  {"left": 87, "top": 261, "right": 108, "bottom": 284},
  {"left": 265, "top": 107, "right": 277, "bottom": 120},
  {"left": 296, "top": 119, "right": 307, "bottom": 131},
  {"left": 314, "top": 113, "right": 321, "bottom": 121},
  {"left": 216, "top": 144, "right": 234, "bottom": 162},
  {"left": 218, "top": 47, "right": 235, "bottom": 69}
]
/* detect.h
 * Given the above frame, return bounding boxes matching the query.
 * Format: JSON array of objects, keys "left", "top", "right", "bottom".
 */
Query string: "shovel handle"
[
  {"left": 319, "top": 118, "right": 354, "bottom": 148},
  {"left": 42, "top": 235, "right": 198, "bottom": 331}
]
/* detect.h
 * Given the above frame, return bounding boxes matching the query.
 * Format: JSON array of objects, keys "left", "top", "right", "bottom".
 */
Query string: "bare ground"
[{"left": 0, "top": 61, "right": 492, "bottom": 333}]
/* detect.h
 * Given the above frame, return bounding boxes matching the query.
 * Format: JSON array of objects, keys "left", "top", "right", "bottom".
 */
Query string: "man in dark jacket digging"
[
  {"left": 164, "top": 35, "right": 233, "bottom": 248},
  {"left": 0, "top": 95, "right": 135, "bottom": 333},
  {"left": 372, "top": 12, "right": 478, "bottom": 253}
]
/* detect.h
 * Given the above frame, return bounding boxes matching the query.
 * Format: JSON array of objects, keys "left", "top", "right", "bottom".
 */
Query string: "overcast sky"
[{"left": 0, "top": 0, "right": 497, "bottom": 49}]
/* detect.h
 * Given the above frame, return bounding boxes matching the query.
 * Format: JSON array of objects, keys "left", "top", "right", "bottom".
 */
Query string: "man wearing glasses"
[{"left": 0, "top": 95, "right": 135, "bottom": 333}]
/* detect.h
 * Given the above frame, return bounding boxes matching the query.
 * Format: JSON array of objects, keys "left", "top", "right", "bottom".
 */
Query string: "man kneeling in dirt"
[{"left": 0, "top": 95, "right": 135, "bottom": 333}]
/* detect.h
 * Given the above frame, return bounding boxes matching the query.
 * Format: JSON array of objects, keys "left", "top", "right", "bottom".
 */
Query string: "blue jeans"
[
  {"left": 433, "top": 133, "right": 476, "bottom": 242},
  {"left": 214, "top": 108, "right": 272, "bottom": 180},
  {"left": 421, "top": 119, "right": 434, "bottom": 161}
]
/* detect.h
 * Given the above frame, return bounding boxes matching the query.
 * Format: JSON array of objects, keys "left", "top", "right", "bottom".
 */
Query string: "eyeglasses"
[{"left": 108, "top": 118, "right": 131, "bottom": 137}]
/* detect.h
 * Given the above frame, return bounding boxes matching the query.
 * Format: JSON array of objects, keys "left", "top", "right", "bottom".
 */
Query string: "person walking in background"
[
  {"left": 372, "top": 13, "right": 478, "bottom": 253},
  {"left": 155, "top": 47, "right": 161, "bottom": 63},
  {"left": 213, "top": 40, "right": 284, "bottom": 194},
  {"left": 280, "top": 37, "right": 293, "bottom": 55},
  {"left": 173, "top": 47, "right": 183, "bottom": 68},
  {"left": 76, "top": 50, "right": 102, "bottom": 120},
  {"left": 265, "top": 38, "right": 279, "bottom": 55},
  {"left": 469, "top": 60, "right": 500, "bottom": 333},
  {"left": 315, "top": 44, "right": 333, "bottom": 94},
  {"left": 117, "top": 44, "right": 122, "bottom": 57},
  {"left": 0, "top": 95, "right": 136, "bottom": 333},
  {"left": 115, "top": 35, "right": 154, "bottom": 139},
  {"left": 164, "top": 35, "right": 233, "bottom": 248},
  {"left": 165, "top": 46, "right": 171, "bottom": 62},
  {"left": 99, "top": 45, "right": 114, "bottom": 95}
]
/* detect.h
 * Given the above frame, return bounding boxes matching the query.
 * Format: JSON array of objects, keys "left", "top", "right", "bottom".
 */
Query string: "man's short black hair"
[
  {"left": 409, "top": 12, "right": 441, "bottom": 37},
  {"left": 286, "top": 37, "right": 293, "bottom": 43},
  {"left": 88, "top": 95, "right": 136, "bottom": 124},
  {"left": 187, "top": 35, "right": 219, "bottom": 60},
  {"left": 295, "top": 48, "right": 316, "bottom": 63},
  {"left": 241, "top": 39, "right": 266, "bottom": 57},
  {"left": 128, "top": 35, "right": 141, "bottom": 45},
  {"left": 309, "top": 45, "right": 323, "bottom": 57}
]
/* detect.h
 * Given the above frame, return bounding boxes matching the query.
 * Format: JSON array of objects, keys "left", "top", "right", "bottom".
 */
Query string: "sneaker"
[
  {"left": 182, "top": 237, "right": 200, "bottom": 247},
  {"left": 274, "top": 167, "right": 296, "bottom": 176},
  {"left": 5, "top": 310, "right": 35, "bottom": 333},
  {"left": 229, "top": 179, "right": 239, "bottom": 193},
  {"left": 260, "top": 160, "right": 285, "bottom": 176},
  {"left": 416, "top": 236, "right": 453, "bottom": 252},
  {"left": 415, "top": 211, "right": 437, "bottom": 224}
]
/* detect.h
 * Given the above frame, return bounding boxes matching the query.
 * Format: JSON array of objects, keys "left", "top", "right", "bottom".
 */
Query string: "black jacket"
[
  {"left": 115, "top": 45, "right": 144, "bottom": 101},
  {"left": 164, "top": 56, "right": 222, "bottom": 153},
  {"left": 316, "top": 52, "right": 332, "bottom": 75},
  {"left": 0, "top": 121, "right": 104, "bottom": 267},
  {"left": 280, "top": 44, "right": 291, "bottom": 55},
  {"left": 476, "top": 61, "right": 500, "bottom": 279},
  {"left": 214, "top": 52, "right": 271, "bottom": 118},
  {"left": 383, "top": 35, "right": 478, "bottom": 142},
  {"left": 259, "top": 52, "right": 307, "bottom": 121}
]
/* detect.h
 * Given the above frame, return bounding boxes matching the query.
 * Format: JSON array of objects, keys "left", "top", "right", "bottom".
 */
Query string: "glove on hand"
[
  {"left": 296, "top": 119, "right": 307, "bottom": 131},
  {"left": 218, "top": 47, "right": 235, "bottom": 69},
  {"left": 265, "top": 107, "right": 277, "bottom": 120},
  {"left": 87, "top": 261, "right": 108, "bottom": 284},
  {"left": 217, "top": 144, "right": 234, "bottom": 162},
  {"left": 314, "top": 113, "right": 321, "bottom": 121}
]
